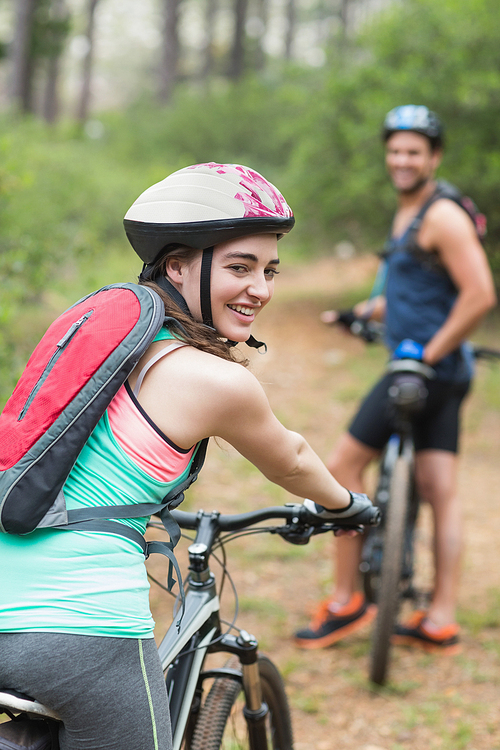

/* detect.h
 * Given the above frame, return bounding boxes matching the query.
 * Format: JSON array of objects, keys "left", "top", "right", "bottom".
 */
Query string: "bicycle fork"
[
  {"left": 166, "top": 526, "right": 273, "bottom": 749},
  {"left": 210, "top": 628, "right": 271, "bottom": 748}
]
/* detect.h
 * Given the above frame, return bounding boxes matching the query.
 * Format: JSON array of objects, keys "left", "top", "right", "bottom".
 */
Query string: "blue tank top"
[{"left": 384, "top": 229, "right": 473, "bottom": 382}]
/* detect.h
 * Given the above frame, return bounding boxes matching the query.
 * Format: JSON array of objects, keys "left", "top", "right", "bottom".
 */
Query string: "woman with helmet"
[{"left": 0, "top": 162, "right": 373, "bottom": 750}]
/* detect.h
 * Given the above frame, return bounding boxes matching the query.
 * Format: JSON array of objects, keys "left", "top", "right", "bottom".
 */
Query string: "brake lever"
[
  {"left": 333, "top": 524, "right": 364, "bottom": 535},
  {"left": 275, "top": 524, "right": 316, "bottom": 545},
  {"left": 276, "top": 521, "right": 365, "bottom": 545}
]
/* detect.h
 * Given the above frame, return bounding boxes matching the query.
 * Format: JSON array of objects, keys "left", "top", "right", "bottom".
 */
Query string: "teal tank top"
[{"left": 0, "top": 328, "right": 199, "bottom": 638}]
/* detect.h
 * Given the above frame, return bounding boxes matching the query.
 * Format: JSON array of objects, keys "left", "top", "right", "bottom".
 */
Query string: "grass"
[
  {"left": 458, "top": 587, "right": 500, "bottom": 635},
  {"left": 480, "top": 364, "right": 500, "bottom": 409},
  {"left": 290, "top": 693, "right": 323, "bottom": 714},
  {"left": 441, "top": 720, "right": 474, "bottom": 749},
  {"left": 237, "top": 595, "right": 288, "bottom": 622}
]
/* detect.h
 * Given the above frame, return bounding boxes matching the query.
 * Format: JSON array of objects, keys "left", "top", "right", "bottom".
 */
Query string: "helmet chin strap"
[
  {"left": 200, "top": 247, "right": 267, "bottom": 351},
  {"left": 200, "top": 247, "right": 214, "bottom": 329},
  {"left": 141, "top": 250, "right": 267, "bottom": 352}
]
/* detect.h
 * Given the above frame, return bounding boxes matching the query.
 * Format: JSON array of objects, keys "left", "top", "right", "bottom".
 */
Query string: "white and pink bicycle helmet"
[
  {"left": 124, "top": 162, "right": 294, "bottom": 264},
  {"left": 124, "top": 163, "right": 294, "bottom": 340}
]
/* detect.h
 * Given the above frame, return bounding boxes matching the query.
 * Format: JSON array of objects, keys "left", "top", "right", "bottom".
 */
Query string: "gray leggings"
[{"left": 0, "top": 633, "right": 172, "bottom": 750}]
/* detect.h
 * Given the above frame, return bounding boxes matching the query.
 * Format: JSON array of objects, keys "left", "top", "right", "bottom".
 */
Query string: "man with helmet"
[
  {"left": 0, "top": 162, "right": 374, "bottom": 750},
  {"left": 295, "top": 107, "right": 496, "bottom": 652}
]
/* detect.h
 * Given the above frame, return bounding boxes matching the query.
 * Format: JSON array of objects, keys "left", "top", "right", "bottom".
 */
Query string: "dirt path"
[{"left": 149, "top": 255, "right": 500, "bottom": 750}]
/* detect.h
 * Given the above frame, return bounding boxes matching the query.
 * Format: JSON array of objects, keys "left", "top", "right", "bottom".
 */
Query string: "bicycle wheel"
[
  {"left": 362, "top": 435, "right": 400, "bottom": 604},
  {"left": 189, "top": 655, "right": 293, "bottom": 750},
  {"left": 361, "top": 527, "right": 384, "bottom": 604},
  {"left": 369, "top": 454, "right": 412, "bottom": 685}
]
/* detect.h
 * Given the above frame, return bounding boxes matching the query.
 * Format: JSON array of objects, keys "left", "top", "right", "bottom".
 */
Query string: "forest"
[{"left": 1, "top": 0, "right": 500, "bottom": 402}]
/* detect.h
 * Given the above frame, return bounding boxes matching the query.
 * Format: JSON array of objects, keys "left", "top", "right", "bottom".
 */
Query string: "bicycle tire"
[
  {"left": 189, "top": 655, "right": 293, "bottom": 750},
  {"left": 361, "top": 527, "right": 384, "bottom": 604},
  {"left": 369, "top": 455, "right": 412, "bottom": 685},
  {"left": 362, "top": 435, "right": 400, "bottom": 605}
]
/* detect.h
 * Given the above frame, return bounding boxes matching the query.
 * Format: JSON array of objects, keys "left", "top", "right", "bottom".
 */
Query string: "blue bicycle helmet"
[{"left": 382, "top": 105, "right": 444, "bottom": 149}]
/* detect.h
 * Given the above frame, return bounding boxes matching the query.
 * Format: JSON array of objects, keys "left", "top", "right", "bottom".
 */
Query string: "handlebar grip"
[
  {"left": 337, "top": 309, "right": 357, "bottom": 328},
  {"left": 332, "top": 505, "right": 381, "bottom": 528}
]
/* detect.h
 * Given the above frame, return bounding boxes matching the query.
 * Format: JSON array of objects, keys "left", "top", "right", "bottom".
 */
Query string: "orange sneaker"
[
  {"left": 294, "top": 592, "right": 376, "bottom": 649},
  {"left": 392, "top": 611, "right": 462, "bottom": 654}
]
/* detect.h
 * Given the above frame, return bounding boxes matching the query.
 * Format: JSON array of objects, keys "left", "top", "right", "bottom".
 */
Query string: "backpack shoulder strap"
[
  {"left": 379, "top": 183, "right": 440, "bottom": 260},
  {"left": 406, "top": 185, "right": 441, "bottom": 237},
  {"left": 393, "top": 184, "right": 450, "bottom": 275}
]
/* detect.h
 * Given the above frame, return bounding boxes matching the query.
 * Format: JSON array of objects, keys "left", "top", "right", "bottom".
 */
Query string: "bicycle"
[
  {"left": 335, "top": 312, "right": 500, "bottom": 685},
  {"left": 360, "top": 356, "right": 435, "bottom": 686},
  {"left": 0, "top": 500, "right": 380, "bottom": 750}
]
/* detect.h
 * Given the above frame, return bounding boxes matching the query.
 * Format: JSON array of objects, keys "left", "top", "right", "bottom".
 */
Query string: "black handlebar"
[
  {"left": 336, "top": 310, "right": 383, "bottom": 344},
  {"left": 171, "top": 502, "right": 380, "bottom": 537},
  {"left": 332, "top": 311, "right": 500, "bottom": 361},
  {"left": 470, "top": 345, "right": 500, "bottom": 361}
]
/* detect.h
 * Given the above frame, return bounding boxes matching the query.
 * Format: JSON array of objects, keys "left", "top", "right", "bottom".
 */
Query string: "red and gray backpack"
[{"left": 0, "top": 283, "right": 207, "bottom": 604}]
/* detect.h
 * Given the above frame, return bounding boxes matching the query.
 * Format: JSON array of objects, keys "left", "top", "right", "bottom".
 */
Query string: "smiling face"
[
  {"left": 385, "top": 131, "right": 441, "bottom": 195},
  {"left": 165, "top": 234, "right": 280, "bottom": 342}
]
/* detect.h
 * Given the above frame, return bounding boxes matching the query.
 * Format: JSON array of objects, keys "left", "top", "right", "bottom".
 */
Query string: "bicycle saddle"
[{"left": 0, "top": 689, "right": 61, "bottom": 721}]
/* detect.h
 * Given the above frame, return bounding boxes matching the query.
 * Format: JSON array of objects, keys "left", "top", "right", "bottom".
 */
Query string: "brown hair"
[{"left": 139, "top": 246, "right": 248, "bottom": 366}]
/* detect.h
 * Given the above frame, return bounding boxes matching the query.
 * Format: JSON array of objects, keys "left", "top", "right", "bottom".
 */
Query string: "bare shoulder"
[
  {"left": 417, "top": 198, "right": 495, "bottom": 297},
  {"left": 137, "top": 344, "right": 267, "bottom": 448},
  {"left": 420, "top": 197, "right": 481, "bottom": 256},
  {"left": 172, "top": 345, "right": 261, "bottom": 396},
  {"left": 424, "top": 197, "right": 478, "bottom": 238}
]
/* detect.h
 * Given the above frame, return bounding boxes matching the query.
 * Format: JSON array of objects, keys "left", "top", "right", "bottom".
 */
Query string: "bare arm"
[
  {"left": 418, "top": 200, "right": 497, "bottom": 365},
  {"left": 203, "top": 365, "right": 351, "bottom": 509},
  {"left": 135, "top": 347, "right": 351, "bottom": 511},
  {"left": 353, "top": 294, "right": 386, "bottom": 322},
  {"left": 320, "top": 271, "right": 386, "bottom": 325}
]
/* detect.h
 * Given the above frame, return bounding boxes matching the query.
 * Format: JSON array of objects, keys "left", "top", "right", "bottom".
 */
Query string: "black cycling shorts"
[{"left": 348, "top": 373, "right": 471, "bottom": 454}]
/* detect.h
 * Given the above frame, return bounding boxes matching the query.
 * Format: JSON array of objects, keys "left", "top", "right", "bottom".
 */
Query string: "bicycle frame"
[
  {"left": 158, "top": 508, "right": 297, "bottom": 750},
  {"left": 155, "top": 503, "right": 378, "bottom": 747}
]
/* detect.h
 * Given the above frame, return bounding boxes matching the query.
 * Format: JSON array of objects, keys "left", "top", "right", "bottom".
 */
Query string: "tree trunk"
[
  {"left": 76, "top": 0, "right": 99, "bottom": 122},
  {"left": 200, "top": 0, "right": 217, "bottom": 79},
  {"left": 254, "top": 0, "right": 268, "bottom": 71},
  {"left": 42, "top": 0, "right": 69, "bottom": 123},
  {"left": 42, "top": 53, "right": 60, "bottom": 122},
  {"left": 159, "top": 0, "right": 182, "bottom": 103},
  {"left": 9, "top": 0, "right": 38, "bottom": 111},
  {"left": 339, "top": 0, "right": 350, "bottom": 39},
  {"left": 228, "top": 0, "right": 248, "bottom": 79},
  {"left": 284, "top": 0, "right": 295, "bottom": 61}
]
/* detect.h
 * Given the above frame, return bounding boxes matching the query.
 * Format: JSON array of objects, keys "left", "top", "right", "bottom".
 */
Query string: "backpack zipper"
[{"left": 18, "top": 310, "right": 94, "bottom": 421}]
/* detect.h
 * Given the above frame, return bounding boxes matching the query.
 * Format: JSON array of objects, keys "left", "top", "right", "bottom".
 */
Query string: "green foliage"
[
  {"left": 101, "top": 72, "right": 311, "bottom": 184},
  {"left": 3, "top": 0, "right": 500, "bottom": 399},
  {"left": 31, "top": 0, "right": 71, "bottom": 60},
  {"left": 287, "top": 0, "right": 500, "bottom": 268},
  {"left": 0, "top": 115, "right": 146, "bottom": 402}
]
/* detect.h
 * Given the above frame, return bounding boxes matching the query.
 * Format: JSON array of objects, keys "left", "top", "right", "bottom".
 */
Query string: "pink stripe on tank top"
[{"left": 107, "top": 385, "right": 194, "bottom": 481}]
